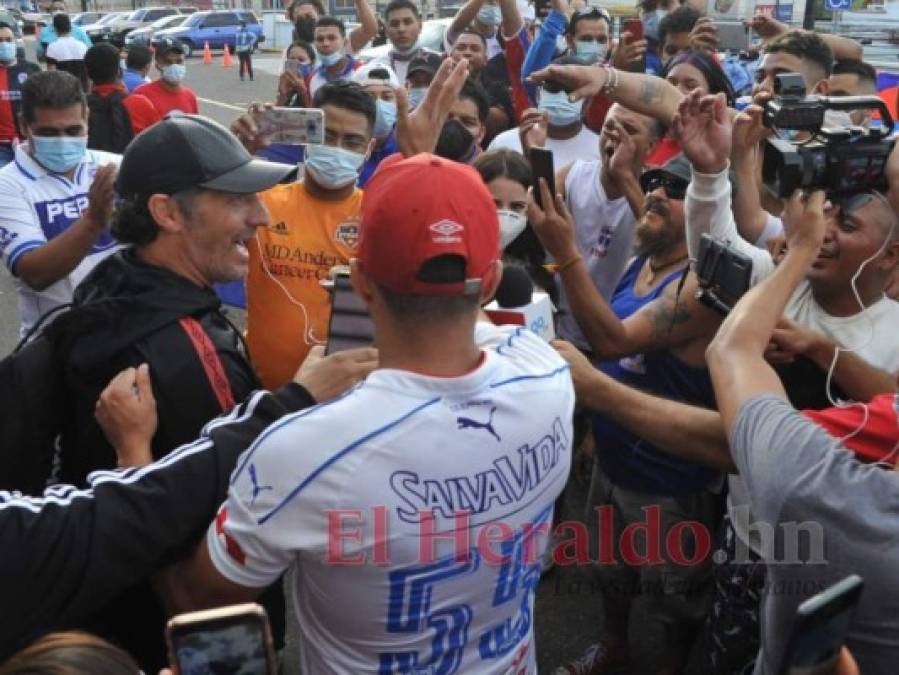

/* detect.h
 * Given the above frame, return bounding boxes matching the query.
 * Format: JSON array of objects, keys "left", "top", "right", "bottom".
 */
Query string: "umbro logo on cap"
[{"left": 429, "top": 220, "right": 464, "bottom": 244}]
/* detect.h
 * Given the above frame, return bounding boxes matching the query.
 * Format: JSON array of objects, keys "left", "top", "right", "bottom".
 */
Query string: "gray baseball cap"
[{"left": 115, "top": 114, "right": 296, "bottom": 198}]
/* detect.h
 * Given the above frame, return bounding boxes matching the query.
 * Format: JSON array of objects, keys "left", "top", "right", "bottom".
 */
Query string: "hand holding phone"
[
  {"left": 778, "top": 575, "right": 864, "bottom": 675},
  {"left": 529, "top": 147, "right": 555, "bottom": 210},
  {"left": 326, "top": 272, "right": 375, "bottom": 355},
  {"left": 166, "top": 603, "right": 277, "bottom": 675},
  {"left": 253, "top": 107, "right": 325, "bottom": 146}
]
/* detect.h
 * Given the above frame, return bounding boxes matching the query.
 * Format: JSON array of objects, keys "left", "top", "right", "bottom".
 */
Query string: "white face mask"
[
  {"left": 822, "top": 109, "right": 855, "bottom": 129},
  {"left": 498, "top": 209, "right": 527, "bottom": 248}
]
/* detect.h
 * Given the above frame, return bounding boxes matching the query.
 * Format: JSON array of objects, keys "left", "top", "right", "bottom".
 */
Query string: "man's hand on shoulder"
[{"left": 293, "top": 345, "right": 379, "bottom": 402}]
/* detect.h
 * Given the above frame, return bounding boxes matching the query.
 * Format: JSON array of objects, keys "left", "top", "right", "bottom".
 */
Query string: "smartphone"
[
  {"left": 326, "top": 272, "right": 374, "bottom": 355},
  {"left": 166, "top": 603, "right": 277, "bottom": 675},
  {"left": 716, "top": 20, "right": 750, "bottom": 53},
  {"left": 622, "top": 17, "right": 643, "bottom": 43},
  {"left": 529, "top": 147, "right": 555, "bottom": 210},
  {"left": 621, "top": 18, "right": 645, "bottom": 73},
  {"left": 254, "top": 107, "right": 324, "bottom": 146},
  {"left": 696, "top": 234, "right": 753, "bottom": 315},
  {"left": 778, "top": 575, "right": 864, "bottom": 675}
]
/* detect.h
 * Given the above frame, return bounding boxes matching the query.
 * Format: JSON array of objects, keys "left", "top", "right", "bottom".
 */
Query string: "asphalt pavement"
[{"left": 0, "top": 40, "right": 611, "bottom": 673}]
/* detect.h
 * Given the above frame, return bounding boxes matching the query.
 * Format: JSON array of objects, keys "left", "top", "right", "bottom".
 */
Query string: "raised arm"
[
  {"left": 446, "top": 0, "right": 487, "bottom": 47},
  {"left": 520, "top": 0, "right": 567, "bottom": 80},
  {"left": 528, "top": 62, "right": 684, "bottom": 126},
  {"left": 707, "top": 190, "right": 827, "bottom": 430},
  {"left": 674, "top": 90, "right": 775, "bottom": 280},
  {"left": 529, "top": 180, "right": 720, "bottom": 360},
  {"left": 349, "top": 0, "right": 379, "bottom": 53},
  {"left": 498, "top": 0, "right": 522, "bottom": 41}
]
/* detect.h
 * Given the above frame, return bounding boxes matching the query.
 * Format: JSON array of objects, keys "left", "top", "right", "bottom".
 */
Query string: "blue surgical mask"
[
  {"left": 374, "top": 99, "right": 397, "bottom": 138},
  {"left": 477, "top": 4, "right": 501, "bottom": 26},
  {"left": 407, "top": 87, "right": 427, "bottom": 109},
  {"left": 162, "top": 63, "right": 186, "bottom": 84},
  {"left": 31, "top": 135, "right": 87, "bottom": 174},
  {"left": 304, "top": 143, "right": 365, "bottom": 189},
  {"left": 392, "top": 39, "right": 420, "bottom": 56},
  {"left": 641, "top": 9, "right": 667, "bottom": 42},
  {"left": 574, "top": 40, "right": 607, "bottom": 64},
  {"left": 317, "top": 49, "right": 343, "bottom": 67},
  {"left": 0, "top": 42, "right": 16, "bottom": 62},
  {"left": 538, "top": 90, "right": 583, "bottom": 126}
]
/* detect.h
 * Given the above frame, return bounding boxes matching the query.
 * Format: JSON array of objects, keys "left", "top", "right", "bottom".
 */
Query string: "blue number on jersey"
[
  {"left": 379, "top": 505, "right": 553, "bottom": 673},
  {"left": 379, "top": 551, "right": 481, "bottom": 674}
]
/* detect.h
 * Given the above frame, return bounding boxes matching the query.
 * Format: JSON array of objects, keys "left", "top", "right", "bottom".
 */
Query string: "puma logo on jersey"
[
  {"left": 249, "top": 464, "right": 273, "bottom": 505},
  {"left": 457, "top": 406, "right": 501, "bottom": 442}
]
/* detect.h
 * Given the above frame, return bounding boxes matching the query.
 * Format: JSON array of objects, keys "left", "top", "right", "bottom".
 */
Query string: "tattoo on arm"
[
  {"left": 648, "top": 284, "right": 693, "bottom": 347},
  {"left": 638, "top": 80, "right": 659, "bottom": 105}
]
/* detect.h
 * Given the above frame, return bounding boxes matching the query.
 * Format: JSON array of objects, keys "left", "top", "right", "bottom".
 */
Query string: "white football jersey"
[
  {"left": 208, "top": 322, "right": 574, "bottom": 674},
  {"left": 0, "top": 143, "right": 121, "bottom": 336}
]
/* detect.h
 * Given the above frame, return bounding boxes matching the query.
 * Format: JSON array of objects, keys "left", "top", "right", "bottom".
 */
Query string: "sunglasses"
[
  {"left": 641, "top": 174, "right": 688, "bottom": 200},
  {"left": 573, "top": 7, "right": 612, "bottom": 22}
]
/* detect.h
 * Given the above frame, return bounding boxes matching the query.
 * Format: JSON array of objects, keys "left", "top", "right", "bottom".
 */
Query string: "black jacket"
[
  {"left": 54, "top": 249, "right": 259, "bottom": 486},
  {"left": 0, "top": 384, "right": 315, "bottom": 663}
]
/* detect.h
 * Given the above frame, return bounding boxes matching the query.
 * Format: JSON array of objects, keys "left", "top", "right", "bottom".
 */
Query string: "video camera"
[{"left": 762, "top": 73, "right": 896, "bottom": 199}]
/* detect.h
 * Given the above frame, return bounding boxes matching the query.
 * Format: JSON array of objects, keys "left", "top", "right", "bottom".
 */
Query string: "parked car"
[
  {"left": 71, "top": 12, "right": 104, "bottom": 27},
  {"left": 0, "top": 9, "right": 27, "bottom": 61},
  {"left": 108, "top": 6, "right": 183, "bottom": 46},
  {"left": 357, "top": 18, "right": 450, "bottom": 63},
  {"left": 125, "top": 14, "right": 189, "bottom": 47},
  {"left": 82, "top": 12, "right": 129, "bottom": 43},
  {"left": 153, "top": 9, "right": 263, "bottom": 57}
]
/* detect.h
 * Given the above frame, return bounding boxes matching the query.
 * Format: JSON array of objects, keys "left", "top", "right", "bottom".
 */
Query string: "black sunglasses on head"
[{"left": 641, "top": 173, "right": 688, "bottom": 200}]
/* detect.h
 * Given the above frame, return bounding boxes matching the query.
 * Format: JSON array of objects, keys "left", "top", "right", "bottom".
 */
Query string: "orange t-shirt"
[{"left": 247, "top": 181, "right": 363, "bottom": 389}]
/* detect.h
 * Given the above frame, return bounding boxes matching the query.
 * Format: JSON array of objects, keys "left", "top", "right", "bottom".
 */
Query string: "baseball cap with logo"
[
  {"left": 151, "top": 37, "right": 184, "bottom": 58},
  {"left": 358, "top": 153, "right": 499, "bottom": 296},
  {"left": 351, "top": 61, "right": 400, "bottom": 88},
  {"left": 116, "top": 114, "right": 296, "bottom": 198},
  {"left": 406, "top": 52, "right": 442, "bottom": 81}
]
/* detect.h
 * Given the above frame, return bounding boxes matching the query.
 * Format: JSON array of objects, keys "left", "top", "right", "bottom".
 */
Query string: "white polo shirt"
[
  {"left": 46, "top": 36, "right": 89, "bottom": 62},
  {"left": 0, "top": 143, "right": 121, "bottom": 336},
  {"left": 209, "top": 322, "right": 574, "bottom": 674}
]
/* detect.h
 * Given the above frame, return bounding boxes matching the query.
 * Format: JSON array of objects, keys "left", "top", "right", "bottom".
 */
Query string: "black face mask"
[
  {"left": 435, "top": 120, "right": 475, "bottom": 162},
  {"left": 294, "top": 16, "right": 316, "bottom": 43}
]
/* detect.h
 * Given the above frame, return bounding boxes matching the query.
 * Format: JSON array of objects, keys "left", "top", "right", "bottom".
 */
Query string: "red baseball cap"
[
  {"left": 802, "top": 393, "right": 899, "bottom": 464},
  {"left": 358, "top": 153, "right": 500, "bottom": 296}
]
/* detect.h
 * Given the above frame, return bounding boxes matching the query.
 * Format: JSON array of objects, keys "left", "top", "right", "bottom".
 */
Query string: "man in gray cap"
[
  {"left": 529, "top": 154, "right": 726, "bottom": 675},
  {"left": 52, "top": 114, "right": 295, "bottom": 487}
]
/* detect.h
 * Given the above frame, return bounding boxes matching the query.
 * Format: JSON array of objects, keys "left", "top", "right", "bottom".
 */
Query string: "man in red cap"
[{"left": 161, "top": 153, "right": 576, "bottom": 675}]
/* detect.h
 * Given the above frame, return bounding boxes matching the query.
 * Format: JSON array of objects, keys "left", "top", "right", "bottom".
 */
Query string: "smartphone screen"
[
  {"left": 779, "top": 575, "right": 864, "bottom": 675},
  {"left": 622, "top": 18, "right": 645, "bottom": 73},
  {"left": 254, "top": 107, "right": 324, "bottom": 146},
  {"left": 529, "top": 147, "right": 555, "bottom": 210},
  {"left": 326, "top": 274, "right": 374, "bottom": 355},
  {"left": 167, "top": 605, "right": 276, "bottom": 675},
  {"left": 623, "top": 17, "right": 643, "bottom": 43}
]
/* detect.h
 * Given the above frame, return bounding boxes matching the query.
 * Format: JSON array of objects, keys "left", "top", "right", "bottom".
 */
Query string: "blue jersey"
[{"left": 592, "top": 256, "right": 720, "bottom": 495}]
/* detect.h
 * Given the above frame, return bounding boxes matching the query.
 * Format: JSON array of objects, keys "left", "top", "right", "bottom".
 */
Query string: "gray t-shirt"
[{"left": 730, "top": 395, "right": 899, "bottom": 675}]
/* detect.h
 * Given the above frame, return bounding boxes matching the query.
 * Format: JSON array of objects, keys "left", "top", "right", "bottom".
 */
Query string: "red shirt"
[
  {"left": 133, "top": 79, "right": 199, "bottom": 117},
  {"left": 91, "top": 83, "right": 162, "bottom": 135},
  {"left": 0, "top": 67, "right": 17, "bottom": 142},
  {"left": 803, "top": 394, "right": 899, "bottom": 465}
]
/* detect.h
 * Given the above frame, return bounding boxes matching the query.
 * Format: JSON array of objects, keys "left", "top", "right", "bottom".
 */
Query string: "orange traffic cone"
[
  {"left": 202, "top": 41, "right": 212, "bottom": 65},
  {"left": 222, "top": 44, "right": 233, "bottom": 68}
]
